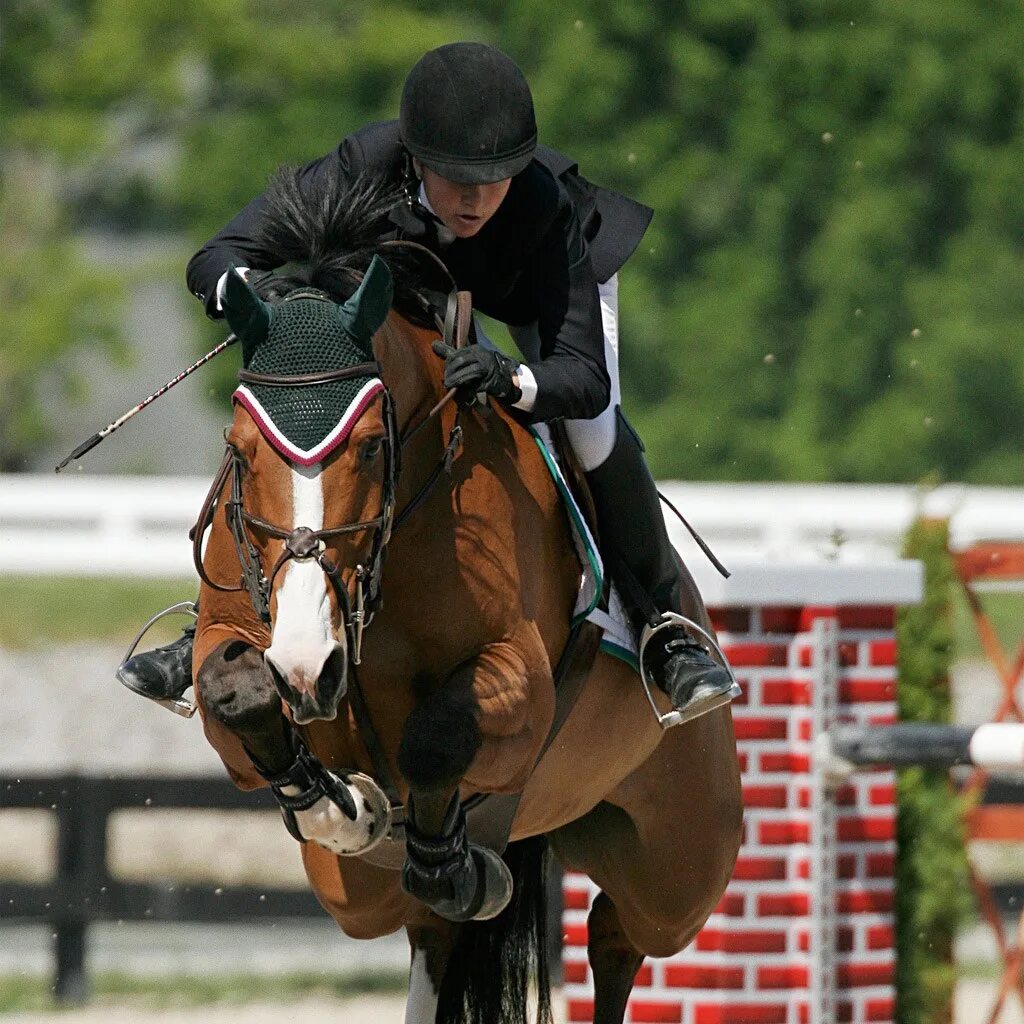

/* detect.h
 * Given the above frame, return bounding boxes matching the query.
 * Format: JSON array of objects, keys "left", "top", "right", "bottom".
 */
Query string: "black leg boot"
[
  {"left": 585, "top": 410, "right": 736, "bottom": 724},
  {"left": 116, "top": 603, "right": 197, "bottom": 704},
  {"left": 401, "top": 793, "right": 513, "bottom": 922}
]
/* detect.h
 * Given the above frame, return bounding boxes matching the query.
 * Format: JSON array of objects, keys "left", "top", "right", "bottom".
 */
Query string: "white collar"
[{"left": 416, "top": 181, "right": 454, "bottom": 246}]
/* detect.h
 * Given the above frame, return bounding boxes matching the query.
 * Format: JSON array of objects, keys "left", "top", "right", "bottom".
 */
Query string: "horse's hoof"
[
  {"left": 402, "top": 843, "right": 514, "bottom": 922},
  {"left": 343, "top": 772, "right": 394, "bottom": 854},
  {"left": 464, "top": 845, "right": 514, "bottom": 921},
  {"left": 297, "top": 772, "right": 392, "bottom": 856}
]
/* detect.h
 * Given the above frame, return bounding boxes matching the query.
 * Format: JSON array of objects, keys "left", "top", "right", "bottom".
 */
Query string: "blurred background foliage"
[{"left": 5, "top": 0, "right": 1024, "bottom": 481}]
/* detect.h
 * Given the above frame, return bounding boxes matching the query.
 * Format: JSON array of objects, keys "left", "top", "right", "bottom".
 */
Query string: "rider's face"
[{"left": 417, "top": 163, "right": 512, "bottom": 239}]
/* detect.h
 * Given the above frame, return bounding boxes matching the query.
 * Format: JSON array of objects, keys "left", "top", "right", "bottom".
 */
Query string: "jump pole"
[{"left": 818, "top": 723, "right": 1024, "bottom": 787}]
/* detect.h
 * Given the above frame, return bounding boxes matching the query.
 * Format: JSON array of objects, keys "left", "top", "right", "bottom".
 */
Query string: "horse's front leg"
[
  {"left": 397, "top": 634, "right": 553, "bottom": 922},
  {"left": 195, "top": 637, "right": 293, "bottom": 782},
  {"left": 196, "top": 637, "right": 386, "bottom": 854}
]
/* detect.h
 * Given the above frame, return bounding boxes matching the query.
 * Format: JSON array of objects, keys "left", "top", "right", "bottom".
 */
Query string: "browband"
[{"left": 237, "top": 362, "right": 381, "bottom": 388}]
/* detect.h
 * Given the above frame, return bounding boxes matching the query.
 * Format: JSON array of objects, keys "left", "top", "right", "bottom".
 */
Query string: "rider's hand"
[{"left": 431, "top": 342, "right": 523, "bottom": 406}]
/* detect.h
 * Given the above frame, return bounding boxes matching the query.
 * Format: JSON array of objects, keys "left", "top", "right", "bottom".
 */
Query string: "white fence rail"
[
  {"left": 1, "top": 475, "right": 1021, "bottom": 577},
  {"left": 0, "top": 475, "right": 208, "bottom": 577}
]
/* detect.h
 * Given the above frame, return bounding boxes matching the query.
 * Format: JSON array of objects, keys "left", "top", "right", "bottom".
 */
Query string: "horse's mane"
[{"left": 253, "top": 163, "right": 442, "bottom": 326}]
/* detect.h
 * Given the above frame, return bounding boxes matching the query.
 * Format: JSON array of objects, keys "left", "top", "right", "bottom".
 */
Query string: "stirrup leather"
[
  {"left": 117, "top": 601, "right": 198, "bottom": 718},
  {"left": 638, "top": 612, "right": 742, "bottom": 730}
]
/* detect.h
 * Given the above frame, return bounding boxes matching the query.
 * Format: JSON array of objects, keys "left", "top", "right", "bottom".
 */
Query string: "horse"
[{"left": 190, "top": 166, "right": 743, "bottom": 1024}]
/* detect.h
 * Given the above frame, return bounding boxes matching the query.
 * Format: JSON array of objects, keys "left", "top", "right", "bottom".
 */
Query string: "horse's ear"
[
  {"left": 339, "top": 255, "right": 393, "bottom": 354},
  {"left": 222, "top": 266, "right": 272, "bottom": 363}
]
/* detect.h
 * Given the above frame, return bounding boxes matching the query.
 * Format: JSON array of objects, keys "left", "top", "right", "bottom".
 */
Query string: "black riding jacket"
[{"left": 186, "top": 120, "right": 652, "bottom": 423}]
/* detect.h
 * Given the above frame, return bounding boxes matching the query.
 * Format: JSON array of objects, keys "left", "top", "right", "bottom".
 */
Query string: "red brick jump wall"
[{"left": 562, "top": 601, "right": 899, "bottom": 1024}]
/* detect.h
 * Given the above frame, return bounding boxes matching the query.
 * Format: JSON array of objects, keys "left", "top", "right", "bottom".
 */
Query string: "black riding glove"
[{"left": 431, "top": 342, "right": 523, "bottom": 406}]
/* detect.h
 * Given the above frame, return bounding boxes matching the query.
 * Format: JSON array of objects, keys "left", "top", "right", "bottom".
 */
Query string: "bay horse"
[{"left": 191, "top": 168, "right": 742, "bottom": 1024}]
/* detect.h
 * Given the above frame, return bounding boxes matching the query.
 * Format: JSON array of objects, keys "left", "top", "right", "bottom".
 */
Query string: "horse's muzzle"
[{"left": 264, "top": 643, "right": 348, "bottom": 724}]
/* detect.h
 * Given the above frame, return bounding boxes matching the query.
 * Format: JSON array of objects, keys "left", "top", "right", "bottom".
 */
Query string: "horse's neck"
[
  {"left": 373, "top": 314, "right": 580, "bottom": 658},
  {"left": 376, "top": 315, "right": 447, "bottom": 440}
]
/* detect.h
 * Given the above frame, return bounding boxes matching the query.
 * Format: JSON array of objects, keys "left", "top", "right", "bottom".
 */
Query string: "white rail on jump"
[{"left": 0, "top": 475, "right": 1022, "bottom": 577}]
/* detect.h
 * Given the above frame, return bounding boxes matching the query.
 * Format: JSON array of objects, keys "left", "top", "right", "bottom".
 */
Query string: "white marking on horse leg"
[
  {"left": 265, "top": 463, "right": 344, "bottom": 693},
  {"left": 406, "top": 947, "right": 439, "bottom": 1024}
]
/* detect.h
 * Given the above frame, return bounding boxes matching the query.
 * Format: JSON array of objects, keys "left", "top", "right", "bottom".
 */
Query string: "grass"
[
  {"left": 0, "top": 578, "right": 195, "bottom": 650},
  {"left": 2, "top": 573, "right": 1022, "bottom": 657},
  {"left": 956, "top": 958, "right": 1007, "bottom": 982},
  {"left": 0, "top": 969, "right": 408, "bottom": 1013},
  {"left": 951, "top": 586, "right": 1024, "bottom": 662}
]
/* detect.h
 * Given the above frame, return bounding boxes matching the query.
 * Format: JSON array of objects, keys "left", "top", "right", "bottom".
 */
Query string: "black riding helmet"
[{"left": 400, "top": 42, "right": 537, "bottom": 185}]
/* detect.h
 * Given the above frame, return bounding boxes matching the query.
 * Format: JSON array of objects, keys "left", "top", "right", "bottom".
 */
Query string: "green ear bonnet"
[{"left": 224, "top": 257, "right": 393, "bottom": 466}]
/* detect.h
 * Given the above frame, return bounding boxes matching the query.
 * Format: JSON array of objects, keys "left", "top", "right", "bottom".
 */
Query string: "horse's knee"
[
  {"left": 197, "top": 639, "right": 280, "bottom": 734},
  {"left": 397, "top": 678, "right": 480, "bottom": 792}
]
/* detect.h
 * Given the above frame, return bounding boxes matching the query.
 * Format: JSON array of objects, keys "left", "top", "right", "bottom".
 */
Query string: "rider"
[{"left": 119, "top": 41, "right": 735, "bottom": 724}]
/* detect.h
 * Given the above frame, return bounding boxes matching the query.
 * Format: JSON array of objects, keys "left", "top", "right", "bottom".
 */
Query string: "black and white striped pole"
[{"left": 816, "top": 722, "right": 1024, "bottom": 789}]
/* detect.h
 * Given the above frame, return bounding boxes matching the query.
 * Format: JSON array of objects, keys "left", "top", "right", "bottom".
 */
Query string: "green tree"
[
  {"left": 9, "top": 1, "right": 467, "bottom": 404},
  {"left": 416, "top": 0, "right": 1024, "bottom": 484},
  {"left": 896, "top": 518, "right": 971, "bottom": 1024},
  {"left": 11, "top": 0, "right": 1024, "bottom": 483},
  {"left": 2, "top": 3, "right": 126, "bottom": 470}
]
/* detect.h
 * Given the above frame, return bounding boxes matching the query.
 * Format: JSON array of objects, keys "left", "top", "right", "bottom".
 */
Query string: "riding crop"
[{"left": 55, "top": 335, "right": 238, "bottom": 473}]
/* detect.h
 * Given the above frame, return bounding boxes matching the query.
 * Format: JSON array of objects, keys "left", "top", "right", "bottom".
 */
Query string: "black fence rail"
[
  {"left": 0, "top": 774, "right": 323, "bottom": 1002},
  {"left": 4, "top": 773, "right": 1022, "bottom": 1004}
]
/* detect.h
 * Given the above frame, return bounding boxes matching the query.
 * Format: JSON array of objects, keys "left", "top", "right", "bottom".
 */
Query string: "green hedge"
[{"left": 895, "top": 518, "right": 972, "bottom": 1024}]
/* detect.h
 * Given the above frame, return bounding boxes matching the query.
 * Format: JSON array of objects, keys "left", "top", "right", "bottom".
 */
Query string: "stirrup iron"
[
  {"left": 638, "top": 612, "right": 742, "bottom": 730},
  {"left": 118, "top": 601, "right": 198, "bottom": 718}
]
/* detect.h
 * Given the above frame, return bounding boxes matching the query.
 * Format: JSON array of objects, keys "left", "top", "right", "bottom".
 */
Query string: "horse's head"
[{"left": 221, "top": 256, "right": 396, "bottom": 724}]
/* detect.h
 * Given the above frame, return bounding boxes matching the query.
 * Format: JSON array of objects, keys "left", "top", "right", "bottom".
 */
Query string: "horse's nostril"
[
  {"left": 264, "top": 642, "right": 346, "bottom": 722},
  {"left": 265, "top": 658, "right": 291, "bottom": 700},
  {"left": 318, "top": 647, "right": 348, "bottom": 703}
]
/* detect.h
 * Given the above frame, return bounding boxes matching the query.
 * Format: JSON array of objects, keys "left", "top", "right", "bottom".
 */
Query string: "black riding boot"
[
  {"left": 585, "top": 409, "right": 735, "bottom": 724},
  {"left": 117, "top": 617, "right": 196, "bottom": 703}
]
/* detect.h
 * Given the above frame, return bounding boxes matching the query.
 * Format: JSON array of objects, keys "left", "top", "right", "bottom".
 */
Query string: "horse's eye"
[{"left": 360, "top": 436, "right": 384, "bottom": 464}]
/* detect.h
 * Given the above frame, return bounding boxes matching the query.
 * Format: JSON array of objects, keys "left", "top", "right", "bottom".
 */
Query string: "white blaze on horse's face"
[{"left": 264, "top": 462, "right": 347, "bottom": 724}]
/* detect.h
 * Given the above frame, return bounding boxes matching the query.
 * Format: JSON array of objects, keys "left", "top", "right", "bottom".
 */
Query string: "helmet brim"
[{"left": 418, "top": 148, "right": 535, "bottom": 185}]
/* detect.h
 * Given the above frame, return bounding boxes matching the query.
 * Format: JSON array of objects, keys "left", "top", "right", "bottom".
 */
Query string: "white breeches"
[{"left": 475, "top": 273, "right": 621, "bottom": 472}]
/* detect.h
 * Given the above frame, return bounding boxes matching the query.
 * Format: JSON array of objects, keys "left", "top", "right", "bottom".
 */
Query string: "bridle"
[{"left": 191, "top": 279, "right": 467, "bottom": 665}]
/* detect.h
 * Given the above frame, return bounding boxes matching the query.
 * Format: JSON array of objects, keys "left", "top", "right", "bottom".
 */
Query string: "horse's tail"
[{"left": 436, "top": 835, "right": 553, "bottom": 1024}]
